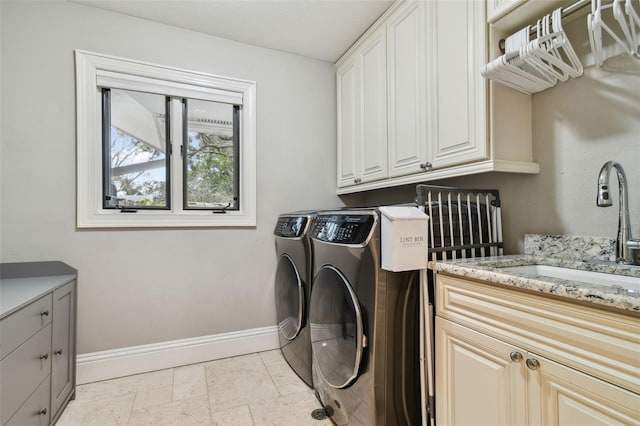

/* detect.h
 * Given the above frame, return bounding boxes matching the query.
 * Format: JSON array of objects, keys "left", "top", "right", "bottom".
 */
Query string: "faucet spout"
[{"left": 596, "top": 161, "right": 632, "bottom": 263}]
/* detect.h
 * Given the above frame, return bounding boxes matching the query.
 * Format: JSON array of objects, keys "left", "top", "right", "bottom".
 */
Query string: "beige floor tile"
[
  {"left": 249, "top": 389, "right": 332, "bottom": 426},
  {"left": 259, "top": 350, "right": 311, "bottom": 396},
  {"left": 205, "top": 353, "right": 280, "bottom": 412},
  {"left": 132, "top": 385, "right": 173, "bottom": 410},
  {"left": 55, "top": 394, "right": 134, "bottom": 426},
  {"left": 76, "top": 369, "right": 174, "bottom": 402},
  {"left": 128, "top": 395, "right": 211, "bottom": 426},
  {"left": 210, "top": 405, "right": 254, "bottom": 426},
  {"left": 173, "top": 364, "right": 207, "bottom": 401}
]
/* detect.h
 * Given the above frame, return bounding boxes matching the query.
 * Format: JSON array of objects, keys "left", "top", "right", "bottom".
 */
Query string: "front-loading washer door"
[
  {"left": 275, "top": 254, "right": 304, "bottom": 340},
  {"left": 310, "top": 265, "right": 364, "bottom": 389}
]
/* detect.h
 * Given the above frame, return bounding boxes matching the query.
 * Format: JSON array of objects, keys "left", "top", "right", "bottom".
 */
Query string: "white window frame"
[{"left": 75, "top": 50, "right": 256, "bottom": 228}]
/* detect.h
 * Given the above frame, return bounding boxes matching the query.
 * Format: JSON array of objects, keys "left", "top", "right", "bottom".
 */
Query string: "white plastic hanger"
[
  {"left": 519, "top": 21, "right": 562, "bottom": 84},
  {"left": 550, "top": 8, "right": 584, "bottom": 77},
  {"left": 614, "top": 0, "right": 636, "bottom": 53},
  {"left": 588, "top": 0, "right": 633, "bottom": 66},
  {"left": 625, "top": 0, "right": 640, "bottom": 54}
]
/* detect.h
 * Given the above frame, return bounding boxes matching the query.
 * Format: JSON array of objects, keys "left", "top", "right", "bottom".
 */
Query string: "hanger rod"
[{"left": 499, "top": 0, "right": 592, "bottom": 52}]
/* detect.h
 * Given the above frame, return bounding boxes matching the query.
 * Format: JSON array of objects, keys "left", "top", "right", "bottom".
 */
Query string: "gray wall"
[
  {"left": 359, "top": 17, "right": 640, "bottom": 254},
  {"left": 1, "top": 2, "right": 638, "bottom": 356},
  {"left": 0, "top": 1, "right": 341, "bottom": 353}
]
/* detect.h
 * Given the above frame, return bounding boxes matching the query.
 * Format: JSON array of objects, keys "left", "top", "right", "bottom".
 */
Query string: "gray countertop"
[
  {"left": 0, "top": 274, "right": 76, "bottom": 319},
  {"left": 432, "top": 255, "right": 640, "bottom": 314}
]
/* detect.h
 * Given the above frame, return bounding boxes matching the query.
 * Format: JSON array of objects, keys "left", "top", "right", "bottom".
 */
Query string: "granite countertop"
[{"left": 432, "top": 255, "right": 640, "bottom": 313}]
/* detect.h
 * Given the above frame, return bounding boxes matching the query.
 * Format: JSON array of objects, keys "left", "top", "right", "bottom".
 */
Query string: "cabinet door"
[
  {"left": 337, "top": 57, "right": 360, "bottom": 188},
  {"left": 526, "top": 353, "right": 640, "bottom": 425},
  {"left": 430, "top": 0, "right": 487, "bottom": 168},
  {"left": 436, "top": 317, "right": 527, "bottom": 426},
  {"left": 387, "top": 1, "right": 428, "bottom": 178},
  {"left": 51, "top": 281, "right": 76, "bottom": 419},
  {"left": 359, "top": 28, "right": 388, "bottom": 184}
]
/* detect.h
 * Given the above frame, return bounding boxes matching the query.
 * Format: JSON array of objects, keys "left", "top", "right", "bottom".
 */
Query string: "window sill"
[{"left": 77, "top": 210, "right": 256, "bottom": 228}]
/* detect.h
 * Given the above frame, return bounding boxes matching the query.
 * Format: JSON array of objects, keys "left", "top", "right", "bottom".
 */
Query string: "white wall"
[
  {"left": 0, "top": 1, "right": 341, "bottom": 353},
  {"left": 359, "top": 16, "right": 640, "bottom": 255}
]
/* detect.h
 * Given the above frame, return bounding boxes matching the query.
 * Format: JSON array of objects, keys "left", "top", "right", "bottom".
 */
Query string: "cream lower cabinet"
[{"left": 435, "top": 273, "right": 640, "bottom": 426}]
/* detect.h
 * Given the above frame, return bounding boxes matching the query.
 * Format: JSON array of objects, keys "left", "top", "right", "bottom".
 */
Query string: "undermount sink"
[{"left": 498, "top": 264, "right": 640, "bottom": 293}]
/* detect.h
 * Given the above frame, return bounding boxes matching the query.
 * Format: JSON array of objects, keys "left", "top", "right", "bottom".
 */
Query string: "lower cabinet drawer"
[
  {"left": 0, "top": 324, "right": 52, "bottom": 425},
  {"left": 0, "top": 293, "right": 52, "bottom": 359},
  {"left": 5, "top": 376, "right": 50, "bottom": 426}
]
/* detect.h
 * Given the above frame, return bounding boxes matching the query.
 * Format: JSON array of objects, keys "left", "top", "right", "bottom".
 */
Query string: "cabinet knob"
[
  {"left": 54, "top": 349, "right": 63, "bottom": 356},
  {"left": 40, "top": 310, "right": 49, "bottom": 317},
  {"left": 420, "top": 162, "right": 432, "bottom": 171},
  {"left": 40, "top": 353, "right": 49, "bottom": 360},
  {"left": 38, "top": 408, "right": 47, "bottom": 416},
  {"left": 353, "top": 178, "right": 362, "bottom": 184},
  {"left": 526, "top": 358, "right": 540, "bottom": 370},
  {"left": 509, "top": 351, "right": 523, "bottom": 362}
]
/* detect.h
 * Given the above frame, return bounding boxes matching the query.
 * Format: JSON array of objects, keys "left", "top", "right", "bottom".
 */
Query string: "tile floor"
[{"left": 57, "top": 350, "right": 332, "bottom": 426}]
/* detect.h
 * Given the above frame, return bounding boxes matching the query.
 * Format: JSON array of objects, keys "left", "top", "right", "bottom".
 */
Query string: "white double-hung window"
[{"left": 75, "top": 50, "right": 256, "bottom": 228}]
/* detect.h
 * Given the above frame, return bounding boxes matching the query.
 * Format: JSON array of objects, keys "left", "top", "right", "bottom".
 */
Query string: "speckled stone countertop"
[{"left": 432, "top": 235, "right": 640, "bottom": 314}]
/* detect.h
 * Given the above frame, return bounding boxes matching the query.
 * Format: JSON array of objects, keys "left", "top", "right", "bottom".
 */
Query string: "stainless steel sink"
[{"left": 498, "top": 264, "right": 640, "bottom": 293}]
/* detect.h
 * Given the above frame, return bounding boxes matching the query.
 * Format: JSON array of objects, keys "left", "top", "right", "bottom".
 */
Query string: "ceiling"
[{"left": 72, "top": 0, "right": 395, "bottom": 62}]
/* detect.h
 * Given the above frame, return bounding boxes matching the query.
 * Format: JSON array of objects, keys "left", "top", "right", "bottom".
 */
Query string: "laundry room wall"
[
  {"left": 358, "top": 15, "right": 640, "bottom": 255},
  {"left": 0, "top": 1, "right": 341, "bottom": 354}
]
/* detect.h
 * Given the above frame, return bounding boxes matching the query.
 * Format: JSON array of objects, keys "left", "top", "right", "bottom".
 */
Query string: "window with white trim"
[{"left": 75, "top": 50, "right": 256, "bottom": 228}]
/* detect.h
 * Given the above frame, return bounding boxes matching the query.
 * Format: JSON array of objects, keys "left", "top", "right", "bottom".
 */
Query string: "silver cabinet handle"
[
  {"left": 420, "top": 162, "right": 432, "bottom": 171},
  {"left": 54, "top": 349, "right": 63, "bottom": 356},
  {"left": 526, "top": 358, "right": 540, "bottom": 370},
  {"left": 353, "top": 178, "right": 362, "bottom": 184},
  {"left": 40, "top": 353, "right": 49, "bottom": 360},
  {"left": 38, "top": 408, "right": 47, "bottom": 416},
  {"left": 40, "top": 310, "right": 49, "bottom": 317},
  {"left": 509, "top": 351, "right": 523, "bottom": 362}
]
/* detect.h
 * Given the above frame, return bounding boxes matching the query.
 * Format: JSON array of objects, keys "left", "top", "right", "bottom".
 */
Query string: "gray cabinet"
[
  {"left": 0, "top": 262, "right": 77, "bottom": 426},
  {"left": 51, "top": 281, "right": 76, "bottom": 418}
]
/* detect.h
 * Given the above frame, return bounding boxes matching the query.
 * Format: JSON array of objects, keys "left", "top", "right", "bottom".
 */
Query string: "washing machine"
[
  {"left": 309, "top": 209, "right": 422, "bottom": 425},
  {"left": 274, "top": 211, "right": 315, "bottom": 387}
]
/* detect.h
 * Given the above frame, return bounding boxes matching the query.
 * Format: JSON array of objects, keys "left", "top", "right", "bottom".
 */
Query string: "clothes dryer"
[
  {"left": 309, "top": 209, "right": 421, "bottom": 425},
  {"left": 274, "top": 211, "right": 315, "bottom": 387}
]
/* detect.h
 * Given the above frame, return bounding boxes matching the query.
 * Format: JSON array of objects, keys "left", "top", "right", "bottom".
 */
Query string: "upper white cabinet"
[
  {"left": 429, "top": 0, "right": 487, "bottom": 168},
  {"left": 387, "top": 1, "right": 428, "bottom": 178},
  {"left": 335, "top": 0, "right": 540, "bottom": 195},
  {"left": 337, "top": 26, "right": 388, "bottom": 188}
]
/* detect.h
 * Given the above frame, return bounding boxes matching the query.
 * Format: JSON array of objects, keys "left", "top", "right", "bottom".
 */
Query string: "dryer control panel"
[
  {"left": 274, "top": 216, "right": 309, "bottom": 238},
  {"left": 311, "top": 213, "right": 375, "bottom": 244}
]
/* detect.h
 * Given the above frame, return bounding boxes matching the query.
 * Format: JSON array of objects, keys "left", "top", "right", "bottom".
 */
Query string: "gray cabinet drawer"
[
  {"left": 5, "top": 376, "right": 50, "bottom": 426},
  {"left": 0, "top": 324, "right": 52, "bottom": 425},
  {"left": 0, "top": 293, "right": 52, "bottom": 359}
]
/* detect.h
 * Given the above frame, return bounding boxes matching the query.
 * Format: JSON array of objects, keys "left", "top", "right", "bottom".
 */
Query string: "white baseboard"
[{"left": 76, "top": 326, "right": 279, "bottom": 384}]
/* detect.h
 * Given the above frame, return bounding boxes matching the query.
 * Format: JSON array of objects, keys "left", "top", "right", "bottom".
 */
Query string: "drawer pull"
[
  {"left": 509, "top": 351, "right": 523, "bottom": 362},
  {"left": 38, "top": 408, "right": 47, "bottom": 416},
  {"left": 39, "top": 353, "right": 49, "bottom": 360},
  {"left": 526, "top": 358, "right": 540, "bottom": 370},
  {"left": 54, "top": 349, "right": 63, "bottom": 356},
  {"left": 40, "top": 310, "right": 49, "bottom": 317}
]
